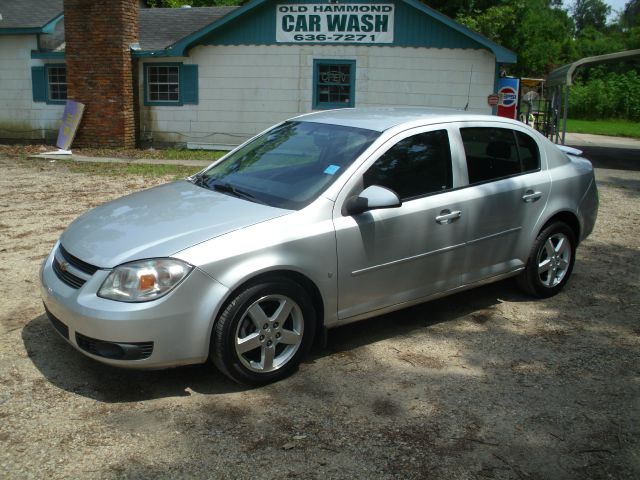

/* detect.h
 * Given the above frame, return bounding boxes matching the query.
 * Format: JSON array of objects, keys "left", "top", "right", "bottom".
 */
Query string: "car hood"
[{"left": 60, "top": 180, "right": 291, "bottom": 268}]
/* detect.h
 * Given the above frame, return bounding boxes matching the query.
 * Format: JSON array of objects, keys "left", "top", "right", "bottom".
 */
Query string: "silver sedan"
[{"left": 40, "top": 108, "right": 599, "bottom": 385}]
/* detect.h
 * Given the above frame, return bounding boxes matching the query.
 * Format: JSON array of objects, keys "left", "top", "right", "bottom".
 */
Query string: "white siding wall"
[
  {"left": 140, "top": 44, "right": 495, "bottom": 147},
  {"left": 0, "top": 36, "right": 64, "bottom": 141}
]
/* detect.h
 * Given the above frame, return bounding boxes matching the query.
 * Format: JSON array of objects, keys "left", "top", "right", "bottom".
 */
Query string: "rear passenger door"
[{"left": 452, "top": 124, "right": 550, "bottom": 285}]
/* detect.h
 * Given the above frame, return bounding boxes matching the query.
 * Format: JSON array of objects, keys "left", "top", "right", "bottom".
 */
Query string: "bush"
[{"left": 569, "top": 71, "right": 640, "bottom": 121}]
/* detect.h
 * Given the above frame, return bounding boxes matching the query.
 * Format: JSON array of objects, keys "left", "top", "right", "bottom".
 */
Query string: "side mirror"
[{"left": 344, "top": 185, "right": 402, "bottom": 216}]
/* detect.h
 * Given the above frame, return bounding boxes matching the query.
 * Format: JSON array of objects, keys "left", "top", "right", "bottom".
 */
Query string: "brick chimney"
[{"left": 63, "top": 0, "right": 139, "bottom": 148}]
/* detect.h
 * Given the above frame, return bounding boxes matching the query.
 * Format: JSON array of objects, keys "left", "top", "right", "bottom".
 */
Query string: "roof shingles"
[
  {"left": 0, "top": 0, "right": 63, "bottom": 30},
  {"left": 0, "top": 2, "right": 236, "bottom": 51},
  {"left": 139, "top": 7, "right": 238, "bottom": 51}
]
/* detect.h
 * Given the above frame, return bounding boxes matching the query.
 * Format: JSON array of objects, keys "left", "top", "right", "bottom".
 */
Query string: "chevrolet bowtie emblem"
[{"left": 59, "top": 260, "right": 69, "bottom": 272}]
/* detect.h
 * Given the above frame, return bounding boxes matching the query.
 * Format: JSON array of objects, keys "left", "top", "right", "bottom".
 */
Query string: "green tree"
[
  {"left": 621, "top": 0, "right": 639, "bottom": 28},
  {"left": 572, "top": 0, "right": 611, "bottom": 33},
  {"left": 455, "top": 1, "right": 524, "bottom": 43},
  {"left": 516, "top": 3, "right": 575, "bottom": 75},
  {"left": 423, "top": 1, "right": 501, "bottom": 18},
  {"left": 456, "top": 0, "right": 574, "bottom": 76},
  {"left": 574, "top": 26, "right": 626, "bottom": 58},
  {"left": 570, "top": 70, "right": 640, "bottom": 120}
]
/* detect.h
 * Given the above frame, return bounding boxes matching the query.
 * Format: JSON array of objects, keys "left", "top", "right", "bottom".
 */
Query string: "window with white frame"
[{"left": 47, "top": 65, "right": 67, "bottom": 101}]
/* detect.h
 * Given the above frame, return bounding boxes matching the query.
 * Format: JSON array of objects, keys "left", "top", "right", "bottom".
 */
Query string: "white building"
[{"left": 0, "top": 0, "right": 516, "bottom": 148}]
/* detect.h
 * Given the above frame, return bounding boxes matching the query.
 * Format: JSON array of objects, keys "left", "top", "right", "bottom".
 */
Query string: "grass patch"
[
  {"left": 0, "top": 143, "right": 228, "bottom": 162},
  {"left": 75, "top": 147, "right": 227, "bottom": 161},
  {"left": 60, "top": 160, "right": 201, "bottom": 179},
  {"left": 566, "top": 119, "right": 640, "bottom": 138}
]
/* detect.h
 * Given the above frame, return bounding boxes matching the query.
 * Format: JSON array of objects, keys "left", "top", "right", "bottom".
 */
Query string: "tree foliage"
[
  {"left": 456, "top": 0, "right": 574, "bottom": 77},
  {"left": 622, "top": 0, "right": 639, "bottom": 27},
  {"left": 570, "top": 70, "right": 640, "bottom": 120},
  {"left": 572, "top": 0, "right": 610, "bottom": 33}
]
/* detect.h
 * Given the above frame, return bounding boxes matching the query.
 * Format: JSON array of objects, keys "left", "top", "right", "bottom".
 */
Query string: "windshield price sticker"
[{"left": 276, "top": 4, "right": 395, "bottom": 43}]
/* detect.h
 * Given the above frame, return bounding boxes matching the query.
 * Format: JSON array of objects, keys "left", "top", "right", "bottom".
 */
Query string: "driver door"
[{"left": 333, "top": 127, "right": 468, "bottom": 321}]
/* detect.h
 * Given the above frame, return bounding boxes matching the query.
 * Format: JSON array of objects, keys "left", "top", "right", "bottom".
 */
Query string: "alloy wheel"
[
  {"left": 234, "top": 294, "right": 304, "bottom": 373},
  {"left": 537, "top": 233, "right": 572, "bottom": 288}
]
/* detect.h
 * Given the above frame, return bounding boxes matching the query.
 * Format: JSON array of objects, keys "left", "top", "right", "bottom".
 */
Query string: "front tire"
[
  {"left": 518, "top": 222, "right": 576, "bottom": 298},
  {"left": 211, "top": 278, "right": 316, "bottom": 386}
]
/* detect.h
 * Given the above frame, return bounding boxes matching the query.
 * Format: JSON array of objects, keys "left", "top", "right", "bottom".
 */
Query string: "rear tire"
[
  {"left": 211, "top": 278, "right": 316, "bottom": 386},
  {"left": 518, "top": 222, "right": 576, "bottom": 298}
]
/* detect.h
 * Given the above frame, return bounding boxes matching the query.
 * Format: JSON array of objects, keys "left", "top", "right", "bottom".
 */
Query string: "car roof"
[{"left": 293, "top": 107, "right": 519, "bottom": 132}]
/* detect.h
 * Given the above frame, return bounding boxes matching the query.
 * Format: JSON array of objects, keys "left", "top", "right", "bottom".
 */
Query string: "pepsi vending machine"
[{"left": 496, "top": 77, "right": 520, "bottom": 119}]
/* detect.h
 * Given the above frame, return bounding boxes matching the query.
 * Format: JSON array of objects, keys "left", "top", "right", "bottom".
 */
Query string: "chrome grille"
[
  {"left": 59, "top": 245, "right": 99, "bottom": 275},
  {"left": 52, "top": 244, "right": 99, "bottom": 289},
  {"left": 52, "top": 257, "right": 86, "bottom": 289}
]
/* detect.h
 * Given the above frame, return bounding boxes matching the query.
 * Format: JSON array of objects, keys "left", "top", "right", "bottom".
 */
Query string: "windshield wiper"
[
  {"left": 212, "top": 182, "right": 258, "bottom": 202},
  {"left": 191, "top": 176, "right": 263, "bottom": 204}
]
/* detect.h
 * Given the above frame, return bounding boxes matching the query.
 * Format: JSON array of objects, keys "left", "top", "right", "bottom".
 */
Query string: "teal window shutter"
[
  {"left": 181, "top": 65, "right": 198, "bottom": 104},
  {"left": 31, "top": 66, "right": 47, "bottom": 102}
]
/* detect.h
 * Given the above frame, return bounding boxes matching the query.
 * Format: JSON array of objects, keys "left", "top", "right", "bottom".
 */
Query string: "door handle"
[
  {"left": 522, "top": 190, "right": 542, "bottom": 203},
  {"left": 435, "top": 210, "right": 462, "bottom": 224}
]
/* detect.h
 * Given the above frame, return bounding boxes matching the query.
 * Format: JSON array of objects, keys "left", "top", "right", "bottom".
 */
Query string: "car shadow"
[
  {"left": 22, "top": 279, "right": 531, "bottom": 403},
  {"left": 21, "top": 315, "right": 246, "bottom": 402},
  {"left": 595, "top": 175, "right": 640, "bottom": 198},
  {"left": 569, "top": 145, "right": 640, "bottom": 171},
  {"left": 315, "top": 278, "right": 530, "bottom": 357}
]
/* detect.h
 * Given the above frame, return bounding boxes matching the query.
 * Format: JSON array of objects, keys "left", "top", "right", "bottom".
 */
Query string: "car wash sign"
[{"left": 276, "top": 4, "right": 394, "bottom": 43}]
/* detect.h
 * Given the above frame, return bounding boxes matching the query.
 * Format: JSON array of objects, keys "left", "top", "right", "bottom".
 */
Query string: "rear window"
[{"left": 516, "top": 131, "right": 541, "bottom": 173}]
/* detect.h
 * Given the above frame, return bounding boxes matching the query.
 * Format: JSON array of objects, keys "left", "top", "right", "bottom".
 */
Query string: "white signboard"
[{"left": 276, "top": 4, "right": 395, "bottom": 44}]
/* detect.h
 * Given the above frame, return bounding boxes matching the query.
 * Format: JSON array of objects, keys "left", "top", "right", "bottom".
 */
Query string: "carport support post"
[
  {"left": 562, "top": 85, "right": 570, "bottom": 145},
  {"left": 552, "top": 86, "right": 560, "bottom": 144}
]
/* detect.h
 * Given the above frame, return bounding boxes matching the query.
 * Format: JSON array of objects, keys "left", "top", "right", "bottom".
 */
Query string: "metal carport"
[{"left": 546, "top": 49, "right": 640, "bottom": 145}]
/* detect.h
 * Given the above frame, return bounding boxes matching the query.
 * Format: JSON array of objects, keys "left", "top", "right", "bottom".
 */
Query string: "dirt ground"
[{"left": 0, "top": 155, "right": 638, "bottom": 479}]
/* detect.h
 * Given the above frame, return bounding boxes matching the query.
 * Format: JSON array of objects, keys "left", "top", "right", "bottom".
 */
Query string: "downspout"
[{"left": 492, "top": 62, "right": 500, "bottom": 115}]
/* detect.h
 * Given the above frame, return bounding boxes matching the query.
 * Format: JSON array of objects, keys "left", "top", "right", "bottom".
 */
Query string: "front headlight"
[{"left": 98, "top": 258, "right": 193, "bottom": 302}]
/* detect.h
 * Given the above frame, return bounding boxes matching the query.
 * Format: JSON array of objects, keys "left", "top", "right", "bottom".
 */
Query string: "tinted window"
[
  {"left": 461, "top": 127, "right": 521, "bottom": 184},
  {"left": 363, "top": 130, "right": 452, "bottom": 201},
  {"left": 461, "top": 127, "right": 541, "bottom": 183},
  {"left": 516, "top": 131, "right": 541, "bottom": 172}
]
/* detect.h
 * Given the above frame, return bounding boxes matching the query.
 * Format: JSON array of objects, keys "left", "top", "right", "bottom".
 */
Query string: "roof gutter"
[{"left": 131, "top": 49, "right": 176, "bottom": 58}]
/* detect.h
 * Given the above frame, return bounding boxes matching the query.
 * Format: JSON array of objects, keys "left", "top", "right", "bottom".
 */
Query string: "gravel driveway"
[{"left": 0, "top": 156, "right": 638, "bottom": 479}]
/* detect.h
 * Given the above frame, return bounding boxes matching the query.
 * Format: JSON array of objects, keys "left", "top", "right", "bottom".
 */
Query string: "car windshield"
[{"left": 193, "top": 121, "right": 380, "bottom": 210}]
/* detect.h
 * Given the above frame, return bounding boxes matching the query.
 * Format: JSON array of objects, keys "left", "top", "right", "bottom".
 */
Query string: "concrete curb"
[{"left": 564, "top": 132, "right": 640, "bottom": 149}]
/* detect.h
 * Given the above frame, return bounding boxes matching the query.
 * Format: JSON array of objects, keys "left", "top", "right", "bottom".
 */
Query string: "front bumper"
[{"left": 40, "top": 245, "right": 229, "bottom": 369}]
